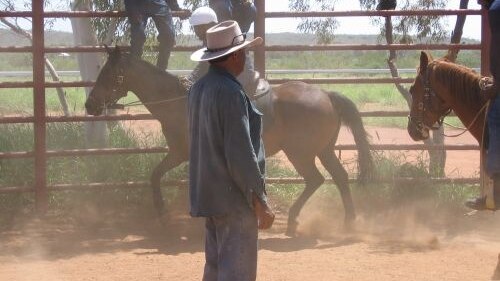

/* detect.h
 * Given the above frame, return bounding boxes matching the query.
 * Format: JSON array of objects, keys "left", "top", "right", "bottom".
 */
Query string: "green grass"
[{"left": 0, "top": 121, "right": 479, "bottom": 224}]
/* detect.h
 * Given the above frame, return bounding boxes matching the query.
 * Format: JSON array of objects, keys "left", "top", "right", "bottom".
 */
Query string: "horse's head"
[
  {"left": 85, "top": 46, "right": 130, "bottom": 116},
  {"left": 407, "top": 51, "right": 452, "bottom": 141}
]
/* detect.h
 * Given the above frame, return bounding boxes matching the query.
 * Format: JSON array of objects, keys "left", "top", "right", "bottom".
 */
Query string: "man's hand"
[
  {"left": 253, "top": 195, "right": 275, "bottom": 230},
  {"left": 480, "top": 77, "right": 498, "bottom": 100}
]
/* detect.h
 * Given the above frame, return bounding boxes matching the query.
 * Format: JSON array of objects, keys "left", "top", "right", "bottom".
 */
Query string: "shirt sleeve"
[{"left": 221, "top": 87, "right": 267, "bottom": 209}]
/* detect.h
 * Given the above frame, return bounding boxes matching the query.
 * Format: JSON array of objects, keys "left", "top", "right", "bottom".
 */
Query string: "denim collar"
[{"left": 209, "top": 64, "right": 242, "bottom": 87}]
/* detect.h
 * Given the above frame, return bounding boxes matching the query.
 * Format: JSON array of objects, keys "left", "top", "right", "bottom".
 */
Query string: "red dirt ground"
[
  {"left": 2, "top": 199, "right": 500, "bottom": 281},
  {"left": 1, "top": 123, "right": 494, "bottom": 281}
]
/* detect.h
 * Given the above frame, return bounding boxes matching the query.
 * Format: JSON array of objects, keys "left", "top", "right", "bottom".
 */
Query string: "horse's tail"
[{"left": 327, "top": 91, "right": 373, "bottom": 184}]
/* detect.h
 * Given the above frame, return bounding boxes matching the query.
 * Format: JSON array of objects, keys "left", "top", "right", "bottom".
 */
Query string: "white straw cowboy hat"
[
  {"left": 189, "top": 7, "right": 218, "bottom": 26},
  {"left": 190, "top": 20, "right": 263, "bottom": 62}
]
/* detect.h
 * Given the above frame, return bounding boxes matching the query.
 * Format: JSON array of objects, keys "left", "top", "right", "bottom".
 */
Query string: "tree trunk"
[
  {"left": 0, "top": 17, "right": 70, "bottom": 116},
  {"left": 382, "top": 15, "right": 446, "bottom": 177},
  {"left": 445, "top": 0, "right": 470, "bottom": 62},
  {"left": 70, "top": 0, "right": 108, "bottom": 147}
]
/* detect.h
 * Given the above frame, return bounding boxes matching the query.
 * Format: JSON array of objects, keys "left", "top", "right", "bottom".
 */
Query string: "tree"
[
  {"left": 290, "top": 0, "right": 468, "bottom": 177},
  {"left": 0, "top": 0, "right": 71, "bottom": 117}
]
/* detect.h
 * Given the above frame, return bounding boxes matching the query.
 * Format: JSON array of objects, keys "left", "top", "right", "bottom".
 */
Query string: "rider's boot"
[{"left": 465, "top": 174, "right": 500, "bottom": 210}]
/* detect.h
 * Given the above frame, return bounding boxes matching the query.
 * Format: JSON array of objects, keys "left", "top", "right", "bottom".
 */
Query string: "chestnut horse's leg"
[
  {"left": 318, "top": 148, "right": 355, "bottom": 226},
  {"left": 284, "top": 152, "right": 325, "bottom": 237},
  {"left": 150, "top": 153, "right": 185, "bottom": 216}
]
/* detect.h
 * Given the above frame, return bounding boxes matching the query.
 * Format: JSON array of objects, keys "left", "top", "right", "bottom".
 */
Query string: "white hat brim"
[{"left": 190, "top": 37, "right": 263, "bottom": 62}]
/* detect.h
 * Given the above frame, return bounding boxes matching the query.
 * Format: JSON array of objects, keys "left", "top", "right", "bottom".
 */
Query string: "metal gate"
[{"left": 0, "top": 0, "right": 488, "bottom": 212}]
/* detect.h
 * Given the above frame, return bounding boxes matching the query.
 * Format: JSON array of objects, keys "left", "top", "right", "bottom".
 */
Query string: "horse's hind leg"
[
  {"left": 151, "top": 153, "right": 184, "bottom": 217},
  {"left": 284, "top": 152, "right": 325, "bottom": 236},
  {"left": 318, "top": 149, "right": 355, "bottom": 226}
]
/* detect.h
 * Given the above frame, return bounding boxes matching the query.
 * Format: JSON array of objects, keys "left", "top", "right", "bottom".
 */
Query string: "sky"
[{"left": 8, "top": 0, "right": 483, "bottom": 40}]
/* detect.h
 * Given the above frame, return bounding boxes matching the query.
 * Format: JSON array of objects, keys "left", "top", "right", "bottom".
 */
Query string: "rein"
[
  {"left": 442, "top": 101, "right": 490, "bottom": 138},
  {"left": 118, "top": 95, "right": 187, "bottom": 108},
  {"left": 107, "top": 61, "right": 189, "bottom": 109}
]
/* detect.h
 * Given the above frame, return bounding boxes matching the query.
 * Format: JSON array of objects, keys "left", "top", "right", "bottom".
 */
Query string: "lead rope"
[
  {"left": 116, "top": 76, "right": 190, "bottom": 108},
  {"left": 480, "top": 100, "right": 494, "bottom": 209},
  {"left": 442, "top": 101, "right": 490, "bottom": 137},
  {"left": 120, "top": 95, "right": 187, "bottom": 107}
]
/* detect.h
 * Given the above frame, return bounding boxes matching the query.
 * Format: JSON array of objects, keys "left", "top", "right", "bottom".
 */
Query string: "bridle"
[
  {"left": 408, "top": 61, "right": 452, "bottom": 135},
  {"left": 99, "top": 58, "right": 188, "bottom": 110},
  {"left": 104, "top": 62, "right": 128, "bottom": 110}
]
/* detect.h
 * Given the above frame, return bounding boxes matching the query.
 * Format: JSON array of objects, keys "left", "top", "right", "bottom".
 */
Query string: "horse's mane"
[
  {"left": 432, "top": 60, "right": 482, "bottom": 105},
  {"left": 128, "top": 54, "right": 179, "bottom": 80},
  {"left": 123, "top": 52, "right": 189, "bottom": 94}
]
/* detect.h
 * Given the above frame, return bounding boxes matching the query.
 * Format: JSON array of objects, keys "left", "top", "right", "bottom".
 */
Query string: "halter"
[
  {"left": 105, "top": 63, "right": 128, "bottom": 109},
  {"left": 408, "top": 61, "right": 452, "bottom": 136}
]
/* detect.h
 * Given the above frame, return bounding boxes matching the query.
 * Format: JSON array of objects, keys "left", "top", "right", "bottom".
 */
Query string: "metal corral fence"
[{"left": 0, "top": 1, "right": 490, "bottom": 212}]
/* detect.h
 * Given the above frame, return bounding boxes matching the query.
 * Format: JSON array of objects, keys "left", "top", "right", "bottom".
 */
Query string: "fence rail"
[{"left": 0, "top": 68, "right": 483, "bottom": 78}]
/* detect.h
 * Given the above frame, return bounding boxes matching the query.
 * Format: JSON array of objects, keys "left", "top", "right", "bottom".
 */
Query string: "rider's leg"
[{"left": 153, "top": 11, "right": 175, "bottom": 70}]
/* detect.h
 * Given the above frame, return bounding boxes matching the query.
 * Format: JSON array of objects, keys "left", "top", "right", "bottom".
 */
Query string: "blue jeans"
[
  {"left": 209, "top": 0, "right": 256, "bottom": 33},
  {"left": 487, "top": 0, "right": 500, "bottom": 177},
  {"left": 202, "top": 205, "right": 258, "bottom": 281},
  {"left": 125, "top": 1, "right": 175, "bottom": 69}
]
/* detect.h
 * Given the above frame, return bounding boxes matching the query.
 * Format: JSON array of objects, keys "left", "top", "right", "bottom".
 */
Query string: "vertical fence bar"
[
  {"left": 254, "top": 0, "right": 265, "bottom": 76},
  {"left": 481, "top": 5, "right": 490, "bottom": 76},
  {"left": 33, "top": 0, "right": 47, "bottom": 213}
]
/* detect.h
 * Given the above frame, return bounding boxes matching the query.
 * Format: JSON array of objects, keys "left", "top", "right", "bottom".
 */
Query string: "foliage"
[
  {"left": 288, "top": 0, "right": 449, "bottom": 44},
  {"left": 361, "top": 0, "right": 448, "bottom": 44},
  {"left": 288, "top": 0, "right": 339, "bottom": 44}
]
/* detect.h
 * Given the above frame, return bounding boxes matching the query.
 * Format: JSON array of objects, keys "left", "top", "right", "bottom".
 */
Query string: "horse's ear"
[
  {"left": 106, "top": 45, "right": 122, "bottom": 62},
  {"left": 419, "top": 51, "right": 432, "bottom": 74}
]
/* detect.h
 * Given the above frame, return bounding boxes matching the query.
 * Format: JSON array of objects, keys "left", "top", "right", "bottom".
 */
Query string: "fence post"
[
  {"left": 33, "top": 0, "right": 48, "bottom": 213},
  {"left": 254, "top": 0, "right": 265, "bottom": 76},
  {"left": 481, "top": 5, "right": 490, "bottom": 76}
]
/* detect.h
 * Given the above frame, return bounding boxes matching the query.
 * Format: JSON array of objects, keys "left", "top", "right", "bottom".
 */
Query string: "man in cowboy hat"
[{"left": 188, "top": 20, "right": 275, "bottom": 281}]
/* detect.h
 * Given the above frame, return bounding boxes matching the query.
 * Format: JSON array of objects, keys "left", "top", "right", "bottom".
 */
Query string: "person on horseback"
[
  {"left": 210, "top": 0, "right": 260, "bottom": 96},
  {"left": 187, "top": 7, "right": 218, "bottom": 83},
  {"left": 124, "top": 0, "right": 190, "bottom": 70},
  {"left": 466, "top": 0, "right": 500, "bottom": 210},
  {"left": 188, "top": 20, "right": 274, "bottom": 281},
  {"left": 188, "top": 6, "right": 260, "bottom": 96}
]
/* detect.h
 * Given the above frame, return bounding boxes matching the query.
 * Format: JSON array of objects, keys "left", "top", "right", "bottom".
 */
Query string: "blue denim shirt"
[{"left": 188, "top": 65, "right": 266, "bottom": 217}]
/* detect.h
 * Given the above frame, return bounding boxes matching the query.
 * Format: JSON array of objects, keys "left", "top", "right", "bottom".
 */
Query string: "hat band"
[{"left": 206, "top": 33, "right": 246, "bottom": 53}]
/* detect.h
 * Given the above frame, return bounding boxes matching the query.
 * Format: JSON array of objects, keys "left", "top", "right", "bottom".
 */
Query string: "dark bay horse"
[
  {"left": 85, "top": 47, "right": 372, "bottom": 235},
  {"left": 407, "top": 51, "right": 487, "bottom": 144}
]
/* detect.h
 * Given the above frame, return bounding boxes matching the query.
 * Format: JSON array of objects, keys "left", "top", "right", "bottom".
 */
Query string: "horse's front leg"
[{"left": 151, "top": 152, "right": 186, "bottom": 216}]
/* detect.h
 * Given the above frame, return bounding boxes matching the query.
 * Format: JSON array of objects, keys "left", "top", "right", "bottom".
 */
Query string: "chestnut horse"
[
  {"left": 85, "top": 47, "right": 372, "bottom": 235},
  {"left": 407, "top": 51, "right": 488, "bottom": 144}
]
